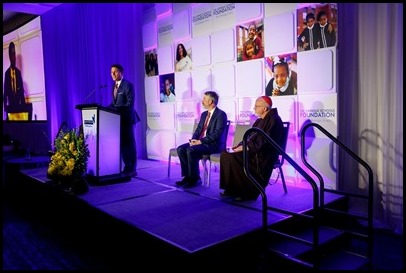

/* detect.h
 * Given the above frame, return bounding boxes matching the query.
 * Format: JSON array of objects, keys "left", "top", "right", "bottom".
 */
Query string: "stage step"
[{"left": 261, "top": 195, "right": 371, "bottom": 270}]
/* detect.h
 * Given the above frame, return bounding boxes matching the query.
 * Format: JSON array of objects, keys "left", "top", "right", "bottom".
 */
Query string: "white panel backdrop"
[{"left": 142, "top": 3, "right": 339, "bottom": 187}]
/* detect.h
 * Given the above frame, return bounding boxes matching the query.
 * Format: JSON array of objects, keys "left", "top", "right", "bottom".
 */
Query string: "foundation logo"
[
  {"left": 239, "top": 110, "right": 253, "bottom": 119},
  {"left": 213, "top": 3, "right": 235, "bottom": 16},
  {"left": 300, "top": 108, "right": 336, "bottom": 118},
  {"left": 147, "top": 112, "right": 161, "bottom": 119},
  {"left": 84, "top": 114, "right": 95, "bottom": 127},
  {"left": 177, "top": 112, "right": 195, "bottom": 119},
  {"left": 193, "top": 10, "right": 212, "bottom": 24}
]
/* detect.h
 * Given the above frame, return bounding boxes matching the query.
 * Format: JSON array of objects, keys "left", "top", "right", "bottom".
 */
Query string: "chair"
[
  {"left": 270, "top": 121, "right": 290, "bottom": 194},
  {"left": 201, "top": 120, "right": 231, "bottom": 187},
  {"left": 167, "top": 122, "right": 198, "bottom": 177},
  {"left": 202, "top": 122, "right": 250, "bottom": 187}
]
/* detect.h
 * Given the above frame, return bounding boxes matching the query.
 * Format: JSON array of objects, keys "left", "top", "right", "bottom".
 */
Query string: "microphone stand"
[{"left": 84, "top": 84, "right": 107, "bottom": 102}]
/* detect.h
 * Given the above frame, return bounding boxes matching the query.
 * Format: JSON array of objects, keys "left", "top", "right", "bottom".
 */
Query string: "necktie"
[
  {"left": 11, "top": 69, "right": 16, "bottom": 93},
  {"left": 199, "top": 112, "right": 211, "bottom": 139},
  {"left": 114, "top": 83, "right": 119, "bottom": 99}
]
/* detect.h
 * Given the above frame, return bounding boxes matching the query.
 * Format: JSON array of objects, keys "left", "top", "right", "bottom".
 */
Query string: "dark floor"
[
  {"left": 3, "top": 189, "right": 403, "bottom": 270},
  {"left": 2, "top": 158, "right": 404, "bottom": 271}
]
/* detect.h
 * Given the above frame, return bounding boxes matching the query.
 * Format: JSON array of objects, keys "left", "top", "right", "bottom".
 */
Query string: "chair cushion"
[{"left": 169, "top": 148, "right": 178, "bottom": 156}]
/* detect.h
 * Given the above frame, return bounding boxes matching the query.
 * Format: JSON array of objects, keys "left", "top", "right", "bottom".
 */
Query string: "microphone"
[{"left": 85, "top": 84, "right": 107, "bottom": 101}]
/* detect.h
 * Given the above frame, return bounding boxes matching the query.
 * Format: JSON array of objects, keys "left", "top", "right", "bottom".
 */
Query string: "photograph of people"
[
  {"left": 265, "top": 54, "right": 297, "bottom": 97},
  {"left": 160, "top": 74, "right": 176, "bottom": 103},
  {"left": 145, "top": 50, "right": 158, "bottom": 77},
  {"left": 238, "top": 21, "right": 264, "bottom": 62},
  {"left": 175, "top": 43, "right": 192, "bottom": 72},
  {"left": 316, "top": 10, "right": 337, "bottom": 48},
  {"left": 297, "top": 12, "right": 320, "bottom": 51},
  {"left": 244, "top": 39, "right": 256, "bottom": 60},
  {"left": 3, "top": 41, "right": 32, "bottom": 121}
]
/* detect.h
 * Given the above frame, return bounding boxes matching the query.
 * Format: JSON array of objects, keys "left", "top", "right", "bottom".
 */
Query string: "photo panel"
[
  {"left": 144, "top": 75, "right": 159, "bottom": 104},
  {"left": 263, "top": 11, "right": 296, "bottom": 56},
  {"left": 157, "top": 45, "right": 174, "bottom": 75},
  {"left": 297, "top": 3, "right": 337, "bottom": 52},
  {"left": 235, "top": 3, "right": 263, "bottom": 24},
  {"left": 174, "top": 71, "right": 192, "bottom": 100},
  {"left": 173, "top": 8, "right": 191, "bottom": 41},
  {"left": 146, "top": 102, "right": 176, "bottom": 130},
  {"left": 146, "top": 130, "right": 176, "bottom": 161},
  {"left": 191, "top": 35, "right": 211, "bottom": 68},
  {"left": 211, "top": 28, "right": 235, "bottom": 64},
  {"left": 157, "top": 14, "right": 173, "bottom": 48},
  {"left": 191, "top": 3, "right": 213, "bottom": 38},
  {"left": 144, "top": 48, "right": 159, "bottom": 77},
  {"left": 297, "top": 47, "right": 336, "bottom": 94},
  {"left": 264, "top": 53, "right": 297, "bottom": 97},
  {"left": 159, "top": 73, "right": 176, "bottom": 103},
  {"left": 211, "top": 3, "right": 236, "bottom": 33},
  {"left": 236, "top": 19, "right": 264, "bottom": 62},
  {"left": 142, "top": 21, "right": 157, "bottom": 50},
  {"left": 211, "top": 63, "right": 236, "bottom": 98},
  {"left": 174, "top": 40, "right": 193, "bottom": 72},
  {"left": 264, "top": 3, "right": 297, "bottom": 18},
  {"left": 217, "top": 97, "right": 237, "bottom": 123},
  {"left": 235, "top": 58, "right": 264, "bottom": 98},
  {"left": 190, "top": 68, "right": 212, "bottom": 103}
]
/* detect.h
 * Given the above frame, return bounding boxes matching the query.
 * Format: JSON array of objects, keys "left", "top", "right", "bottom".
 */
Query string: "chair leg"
[
  {"left": 168, "top": 155, "right": 171, "bottom": 177},
  {"left": 279, "top": 166, "right": 287, "bottom": 194},
  {"left": 201, "top": 159, "right": 208, "bottom": 187},
  {"left": 207, "top": 160, "right": 212, "bottom": 187}
]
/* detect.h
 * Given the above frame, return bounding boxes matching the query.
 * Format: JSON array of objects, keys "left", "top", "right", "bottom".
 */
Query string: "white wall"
[{"left": 142, "top": 3, "right": 339, "bottom": 187}]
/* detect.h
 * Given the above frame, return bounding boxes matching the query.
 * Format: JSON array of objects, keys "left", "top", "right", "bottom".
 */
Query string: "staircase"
[{"left": 242, "top": 124, "right": 374, "bottom": 270}]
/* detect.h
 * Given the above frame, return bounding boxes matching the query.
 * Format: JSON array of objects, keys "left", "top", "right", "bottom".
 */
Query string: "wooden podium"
[{"left": 76, "top": 104, "right": 130, "bottom": 184}]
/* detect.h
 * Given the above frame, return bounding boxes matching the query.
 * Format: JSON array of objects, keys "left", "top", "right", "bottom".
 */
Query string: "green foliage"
[{"left": 47, "top": 127, "right": 90, "bottom": 178}]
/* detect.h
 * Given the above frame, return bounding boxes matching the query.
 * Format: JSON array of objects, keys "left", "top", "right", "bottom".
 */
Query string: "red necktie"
[
  {"left": 199, "top": 112, "right": 211, "bottom": 139},
  {"left": 114, "top": 83, "right": 119, "bottom": 99}
]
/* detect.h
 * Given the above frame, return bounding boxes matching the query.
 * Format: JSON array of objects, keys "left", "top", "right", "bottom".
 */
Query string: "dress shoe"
[
  {"left": 183, "top": 178, "right": 202, "bottom": 188},
  {"left": 176, "top": 177, "right": 189, "bottom": 186},
  {"left": 234, "top": 195, "right": 258, "bottom": 202},
  {"left": 122, "top": 170, "right": 137, "bottom": 178},
  {"left": 220, "top": 191, "right": 233, "bottom": 197}
]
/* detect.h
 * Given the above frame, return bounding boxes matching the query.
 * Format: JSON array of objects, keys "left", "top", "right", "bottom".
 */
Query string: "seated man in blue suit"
[{"left": 176, "top": 91, "right": 228, "bottom": 188}]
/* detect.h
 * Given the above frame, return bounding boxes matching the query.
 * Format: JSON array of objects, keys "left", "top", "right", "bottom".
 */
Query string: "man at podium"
[{"left": 109, "top": 64, "right": 140, "bottom": 177}]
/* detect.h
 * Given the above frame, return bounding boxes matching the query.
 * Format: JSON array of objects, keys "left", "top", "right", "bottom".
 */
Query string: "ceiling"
[
  {"left": 3, "top": 3, "right": 62, "bottom": 34},
  {"left": 3, "top": 3, "right": 155, "bottom": 35}
]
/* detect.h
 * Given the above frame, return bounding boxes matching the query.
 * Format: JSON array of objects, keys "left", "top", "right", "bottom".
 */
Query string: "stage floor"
[{"left": 19, "top": 159, "right": 341, "bottom": 254}]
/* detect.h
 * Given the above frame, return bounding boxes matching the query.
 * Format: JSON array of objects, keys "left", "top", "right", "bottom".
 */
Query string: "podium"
[{"left": 76, "top": 104, "right": 130, "bottom": 185}]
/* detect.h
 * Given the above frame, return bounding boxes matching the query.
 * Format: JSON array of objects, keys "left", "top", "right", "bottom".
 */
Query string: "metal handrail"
[
  {"left": 300, "top": 122, "right": 374, "bottom": 264},
  {"left": 242, "top": 127, "right": 320, "bottom": 264}
]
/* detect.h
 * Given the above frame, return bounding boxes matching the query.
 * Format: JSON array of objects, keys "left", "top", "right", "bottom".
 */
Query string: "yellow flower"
[{"left": 47, "top": 127, "right": 90, "bottom": 181}]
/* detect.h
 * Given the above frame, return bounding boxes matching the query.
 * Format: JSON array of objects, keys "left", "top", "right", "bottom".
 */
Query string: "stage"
[{"left": 7, "top": 158, "right": 344, "bottom": 270}]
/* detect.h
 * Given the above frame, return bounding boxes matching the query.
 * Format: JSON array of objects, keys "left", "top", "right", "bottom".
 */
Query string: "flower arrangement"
[{"left": 47, "top": 127, "right": 90, "bottom": 180}]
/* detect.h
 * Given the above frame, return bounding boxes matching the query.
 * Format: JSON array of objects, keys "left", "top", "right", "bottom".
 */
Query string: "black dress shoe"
[
  {"left": 234, "top": 195, "right": 258, "bottom": 202},
  {"left": 176, "top": 177, "right": 189, "bottom": 186},
  {"left": 183, "top": 178, "right": 202, "bottom": 188},
  {"left": 122, "top": 170, "right": 137, "bottom": 177},
  {"left": 220, "top": 191, "right": 233, "bottom": 197}
]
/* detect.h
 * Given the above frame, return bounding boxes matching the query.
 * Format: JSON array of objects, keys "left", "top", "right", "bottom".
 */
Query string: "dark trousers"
[
  {"left": 177, "top": 142, "right": 212, "bottom": 180},
  {"left": 121, "top": 124, "right": 136, "bottom": 172}
]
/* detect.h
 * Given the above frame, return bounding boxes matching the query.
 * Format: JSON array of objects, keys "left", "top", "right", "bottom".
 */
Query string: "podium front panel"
[
  {"left": 82, "top": 109, "right": 98, "bottom": 176},
  {"left": 99, "top": 109, "right": 120, "bottom": 176},
  {"left": 81, "top": 108, "right": 121, "bottom": 177}
]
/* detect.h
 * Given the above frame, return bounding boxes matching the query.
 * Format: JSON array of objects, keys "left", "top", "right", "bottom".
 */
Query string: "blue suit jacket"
[
  {"left": 109, "top": 78, "right": 140, "bottom": 125},
  {"left": 192, "top": 107, "right": 228, "bottom": 153}
]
